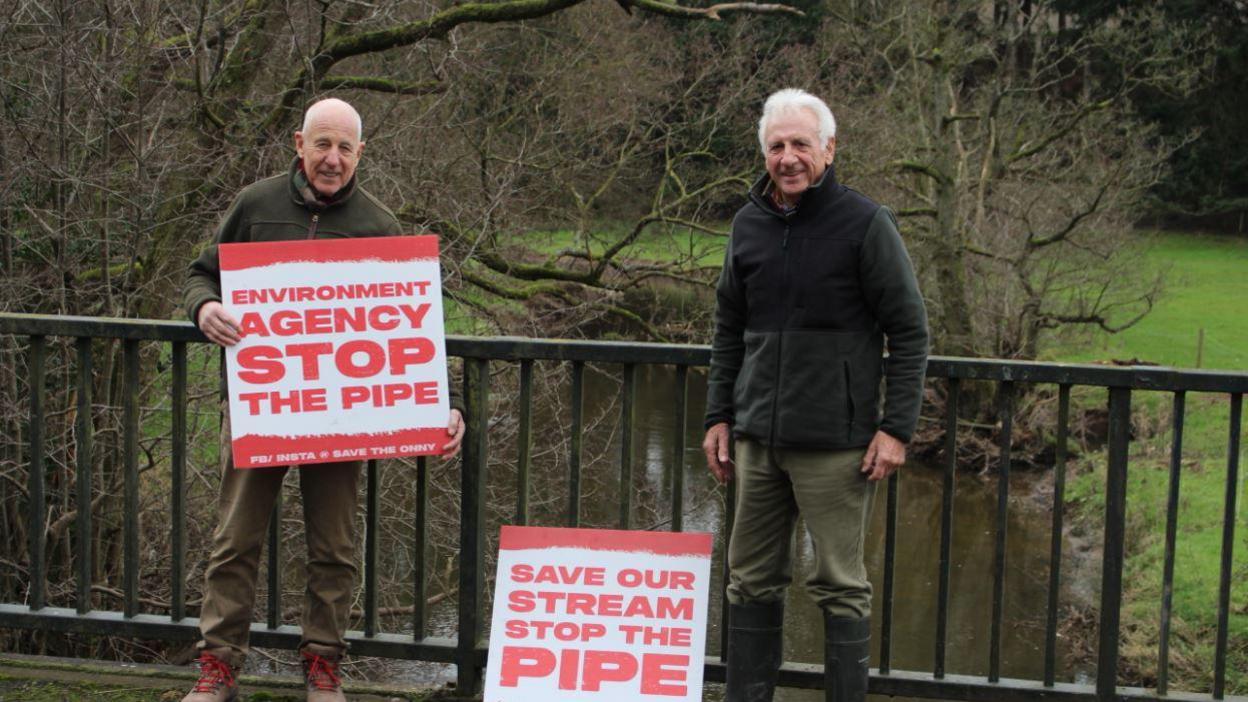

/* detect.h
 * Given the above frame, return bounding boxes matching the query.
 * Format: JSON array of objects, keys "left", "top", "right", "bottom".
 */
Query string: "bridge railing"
[{"left": 0, "top": 312, "right": 1244, "bottom": 701}]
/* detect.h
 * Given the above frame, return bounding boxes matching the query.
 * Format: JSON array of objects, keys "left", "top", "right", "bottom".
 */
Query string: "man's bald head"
[{"left": 302, "top": 98, "right": 362, "bottom": 141}]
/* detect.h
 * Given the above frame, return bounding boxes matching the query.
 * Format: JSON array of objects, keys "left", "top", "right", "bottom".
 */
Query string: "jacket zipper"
[
  {"left": 768, "top": 222, "right": 791, "bottom": 448},
  {"left": 843, "top": 361, "right": 855, "bottom": 439},
  {"left": 307, "top": 213, "right": 320, "bottom": 239}
]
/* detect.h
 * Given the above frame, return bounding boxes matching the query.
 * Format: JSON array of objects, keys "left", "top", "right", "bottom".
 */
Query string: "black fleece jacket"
[{"left": 704, "top": 167, "right": 929, "bottom": 447}]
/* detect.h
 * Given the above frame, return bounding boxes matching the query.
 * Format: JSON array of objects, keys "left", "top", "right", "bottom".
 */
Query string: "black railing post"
[
  {"left": 26, "top": 335, "right": 46, "bottom": 611},
  {"left": 516, "top": 360, "right": 533, "bottom": 526},
  {"left": 1097, "top": 386, "right": 1131, "bottom": 701},
  {"left": 413, "top": 455, "right": 429, "bottom": 640},
  {"left": 671, "top": 365, "right": 687, "bottom": 532},
  {"left": 458, "top": 358, "right": 489, "bottom": 695},
  {"left": 618, "top": 364, "right": 636, "bottom": 529},
  {"left": 266, "top": 493, "right": 282, "bottom": 629},
  {"left": 75, "top": 337, "right": 94, "bottom": 615},
  {"left": 364, "top": 458, "right": 379, "bottom": 638},
  {"left": 880, "top": 470, "right": 899, "bottom": 674},
  {"left": 719, "top": 478, "right": 736, "bottom": 661},
  {"left": 170, "top": 341, "right": 186, "bottom": 621},
  {"left": 568, "top": 360, "right": 583, "bottom": 527},
  {"left": 1213, "top": 392, "right": 1241, "bottom": 700},
  {"left": 935, "top": 377, "right": 959, "bottom": 679},
  {"left": 122, "top": 339, "right": 140, "bottom": 618},
  {"left": 989, "top": 380, "right": 1014, "bottom": 683}
]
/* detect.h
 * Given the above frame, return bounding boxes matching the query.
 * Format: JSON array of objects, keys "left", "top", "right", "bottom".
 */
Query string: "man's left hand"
[
  {"left": 861, "top": 430, "right": 906, "bottom": 481},
  {"left": 442, "top": 409, "right": 466, "bottom": 460}
]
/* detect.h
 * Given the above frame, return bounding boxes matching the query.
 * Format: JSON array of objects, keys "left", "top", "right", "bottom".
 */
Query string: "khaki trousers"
[
  {"left": 197, "top": 407, "right": 360, "bottom": 663},
  {"left": 726, "top": 439, "right": 877, "bottom": 619}
]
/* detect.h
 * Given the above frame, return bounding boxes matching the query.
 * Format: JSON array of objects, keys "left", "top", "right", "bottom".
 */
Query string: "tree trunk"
[{"left": 929, "top": 48, "right": 975, "bottom": 357}]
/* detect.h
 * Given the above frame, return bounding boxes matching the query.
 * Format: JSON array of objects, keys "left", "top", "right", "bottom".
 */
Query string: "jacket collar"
[
  {"left": 749, "top": 164, "right": 840, "bottom": 219},
  {"left": 288, "top": 158, "right": 357, "bottom": 212}
]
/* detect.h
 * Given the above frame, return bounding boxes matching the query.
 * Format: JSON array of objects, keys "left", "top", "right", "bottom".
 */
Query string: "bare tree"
[{"left": 809, "top": 1, "right": 1206, "bottom": 359}]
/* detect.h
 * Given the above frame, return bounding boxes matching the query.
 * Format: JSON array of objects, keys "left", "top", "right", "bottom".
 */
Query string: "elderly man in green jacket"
[
  {"left": 182, "top": 98, "right": 465, "bottom": 702},
  {"left": 703, "top": 89, "right": 929, "bottom": 702}
]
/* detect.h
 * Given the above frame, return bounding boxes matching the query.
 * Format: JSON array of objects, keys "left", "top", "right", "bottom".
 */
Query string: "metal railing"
[{"left": 0, "top": 312, "right": 1244, "bottom": 701}]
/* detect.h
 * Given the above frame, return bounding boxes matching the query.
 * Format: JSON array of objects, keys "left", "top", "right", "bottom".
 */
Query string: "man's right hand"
[
  {"left": 702, "top": 422, "right": 734, "bottom": 484},
  {"left": 197, "top": 301, "right": 242, "bottom": 347}
]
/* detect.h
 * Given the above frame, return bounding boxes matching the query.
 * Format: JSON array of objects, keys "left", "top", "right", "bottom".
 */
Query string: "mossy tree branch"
[
  {"left": 891, "top": 159, "right": 951, "bottom": 186},
  {"left": 628, "top": 0, "right": 802, "bottom": 20},
  {"left": 260, "top": 0, "right": 798, "bottom": 136},
  {"left": 318, "top": 76, "right": 445, "bottom": 96}
]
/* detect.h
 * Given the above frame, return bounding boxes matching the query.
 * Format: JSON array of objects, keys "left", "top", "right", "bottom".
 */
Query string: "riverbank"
[{"left": 1047, "top": 230, "right": 1248, "bottom": 695}]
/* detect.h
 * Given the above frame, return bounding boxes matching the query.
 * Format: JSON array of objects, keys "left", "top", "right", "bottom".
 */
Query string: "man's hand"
[
  {"left": 702, "top": 422, "right": 734, "bottom": 484},
  {"left": 861, "top": 430, "right": 906, "bottom": 481},
  {"left": 442, "top": 409, "right": 466, "bottom": 460},
  {"left": 197, "top": 301, "right": 242, "bottom": 347}
]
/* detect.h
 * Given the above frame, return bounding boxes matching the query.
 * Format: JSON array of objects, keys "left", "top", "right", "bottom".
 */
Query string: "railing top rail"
[
  {"left": 2, "top": 312, "right": 1246, "bottom": 393},
  {"left": 925, "top": 357, "right": 1248, "bottom": 394},
  {"left": 0, "top": 312, "right": 205, "bottom": 342}
]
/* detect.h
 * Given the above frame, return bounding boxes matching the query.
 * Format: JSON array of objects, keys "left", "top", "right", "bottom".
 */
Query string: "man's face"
[
  {"left": 763, "top": 107, "right": 835, "bottom": 205},
  {"left": 294, "top": 106, "right": 364, "bottom": 198}
]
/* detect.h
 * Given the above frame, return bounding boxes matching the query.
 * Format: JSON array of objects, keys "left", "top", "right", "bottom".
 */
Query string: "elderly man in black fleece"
[{"left": 702, "top": 88, "right": 929, "bottom": 702}]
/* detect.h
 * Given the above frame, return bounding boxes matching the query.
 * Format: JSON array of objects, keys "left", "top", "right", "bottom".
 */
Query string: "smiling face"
[
  {"left": 763, "top": 106, "right": 836, "bottom": 206},
  {"left": 294, "top": 100, "right": 364, "bottom": 198}
]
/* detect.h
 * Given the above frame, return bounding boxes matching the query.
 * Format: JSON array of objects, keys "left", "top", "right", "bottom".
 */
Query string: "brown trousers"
[
  {"left": 726, "top": 439, "right": 877, "bottom": 619},
  {"left": 197, "top": 408, "right": 360, "bottom": 664}
]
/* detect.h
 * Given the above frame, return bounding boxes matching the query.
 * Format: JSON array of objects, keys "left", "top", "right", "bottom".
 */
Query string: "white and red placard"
[
  {"left": 484, "top": 526, "right": 713, "bottom": 702},
  {"left": 219, "top": 235, "right": 449, "bottom": 468}
]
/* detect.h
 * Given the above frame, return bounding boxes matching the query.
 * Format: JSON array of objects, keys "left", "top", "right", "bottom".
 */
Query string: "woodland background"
[{"left": 1, "top": 0, "right": 1244, "bottom": 694}]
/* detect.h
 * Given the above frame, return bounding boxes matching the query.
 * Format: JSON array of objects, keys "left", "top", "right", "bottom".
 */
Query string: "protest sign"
[
  {"left": 484, "top": 526, "right": 713, "bottom": 702},
  {"left": 219, "top": 235, "right": 449, "bottom": 468}
]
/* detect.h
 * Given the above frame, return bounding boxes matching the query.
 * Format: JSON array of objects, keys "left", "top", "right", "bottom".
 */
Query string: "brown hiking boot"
[
  {"left": 301, "top": 644, "right": 347, "bottom": 702},
  {"left": 181, "top": 651, "right": 239, "bottom": 702}
]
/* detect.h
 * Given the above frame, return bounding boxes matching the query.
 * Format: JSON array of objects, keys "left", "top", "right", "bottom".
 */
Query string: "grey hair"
[
  {"left": 301, "top": 98, "right": 363, "bottom": 141},
  {"left": 757, "top": 89, "right": 836, "bottom": 154}
]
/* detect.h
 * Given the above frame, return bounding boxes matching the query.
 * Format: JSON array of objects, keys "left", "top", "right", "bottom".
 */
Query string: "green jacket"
[
  {"left": 184, "top": 159, "right": 403, "bottom": 322},
  {"left": 704, "top": 168, "right": 929, "bottom": 447},
  {"left": 184, "top": 161, "right": 465, "bottom": 413}
]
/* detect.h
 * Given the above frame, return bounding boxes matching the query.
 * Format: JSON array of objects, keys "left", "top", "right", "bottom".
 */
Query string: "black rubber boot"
[
  {"left": 824, "top": 614, "right": 871, "bottom": 702},
  {"left": 725, "top": 601, "right": 785, "bottom": 702}
]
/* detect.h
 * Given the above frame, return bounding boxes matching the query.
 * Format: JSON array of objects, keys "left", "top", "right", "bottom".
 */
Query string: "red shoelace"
[
  {"left": 192, "top": 653, "right": 236, "bottom": 693},
  {"left": 302, "top": 650, "right": 343, "bottom": 691}
]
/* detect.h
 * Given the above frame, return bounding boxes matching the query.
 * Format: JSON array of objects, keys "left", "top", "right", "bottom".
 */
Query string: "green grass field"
[
  {"left": 1049, "top": 231, "right": 1248, "bottom": 371},
  {"left": 1055, "top": 230, "right": 1247, "bottom": 694}
]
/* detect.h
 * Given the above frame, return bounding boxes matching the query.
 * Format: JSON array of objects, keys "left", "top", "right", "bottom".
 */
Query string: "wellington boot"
[
  {"left": 823, "top": 614, "right": 871, "bottom": 702},
  {"left": 181, "top": 650, "right": 239, "bottom": 702},
  {"left": 725, "top": 601, "right": 785, "bottom": 702},
  {"left": 302, "top": 643, "right": 348, "bottom": 702}
]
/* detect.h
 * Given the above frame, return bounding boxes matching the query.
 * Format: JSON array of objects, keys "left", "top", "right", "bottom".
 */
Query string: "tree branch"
[
  {"left": 261, "top": 0, "right": 799, "bottom": 134},
  {"left": 460, "top": 265, "right": 567, "bottom": 299},
  {"left": 628, "top": 0, "right": 803, "bottom": 20},
  {"left": 891, "top": 159, "right": 951, "bottom": 185},
  {"left": 601, "top": 304, "right": 671, "bottom": 342},
  {"left": 319, "top": 75, "right": 445, "bottom": 96},
  {"left": 261, "top": 0, "right": 587, "bottom": 134},
  {"left": 895, "top": 207, "right": 937, "bottom": 218},
  {"left": 1026, "top": 180, "right": 1111, "bottom": 249},
  {"left": 942, "top": 112, "right": 981, "bottom": 124},
  {"left": 1005, "top": 99, "right": 1113, "bottom": 165},
  {"left": 475, "top": 250, "right": 597, "bottom": 285}
]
